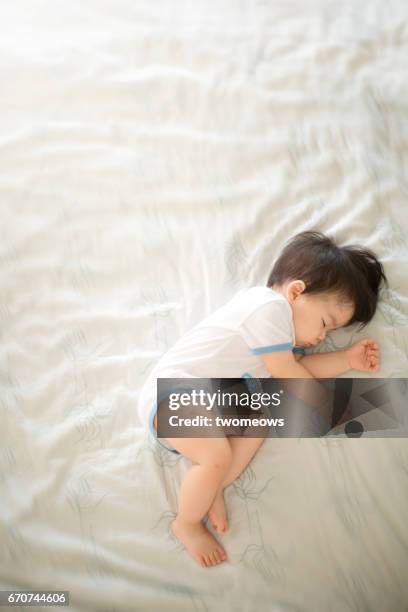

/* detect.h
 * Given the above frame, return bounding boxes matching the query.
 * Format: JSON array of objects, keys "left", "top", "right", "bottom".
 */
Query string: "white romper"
[{"left": 137, "top": 286, "right": 305, "bottom": 453}]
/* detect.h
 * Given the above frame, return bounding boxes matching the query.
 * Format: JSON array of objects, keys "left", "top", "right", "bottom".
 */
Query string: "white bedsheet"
[{"left": 1, "top": 1, "right": 408, "bottom": 610}]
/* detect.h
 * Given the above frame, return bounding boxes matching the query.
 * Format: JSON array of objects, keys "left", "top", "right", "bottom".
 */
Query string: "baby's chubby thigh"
[
  {"left": 156, "top": 382, "right": 232, "bottom": 468},
  {"left": 210, "top": 378, "right": 271, "bottom": 439}
]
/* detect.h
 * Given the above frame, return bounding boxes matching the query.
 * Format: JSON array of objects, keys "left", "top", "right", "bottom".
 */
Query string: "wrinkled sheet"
[{"left": 1, "top": 1, "right": 408, "bottom": 610}]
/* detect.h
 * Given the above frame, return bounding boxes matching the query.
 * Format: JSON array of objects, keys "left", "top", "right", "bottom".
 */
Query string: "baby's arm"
[
  {"left": 295, "top": 338, "right": 380, "bottom": 376},
  {"left": 295, "top": 350, "right": 350, "bottom": 378},
  {"left": 260, "top": 351, "right": 334, "bottom": 424}
]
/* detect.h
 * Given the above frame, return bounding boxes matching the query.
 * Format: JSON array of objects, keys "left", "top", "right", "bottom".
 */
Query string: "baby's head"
[{"left": 266, "top": 231, "right": 388, "bottom": 348}]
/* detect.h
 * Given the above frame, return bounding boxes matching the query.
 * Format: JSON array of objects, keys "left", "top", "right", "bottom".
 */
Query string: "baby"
[{"left": 138, "top": 230, "right": 388, "bottom": 568}]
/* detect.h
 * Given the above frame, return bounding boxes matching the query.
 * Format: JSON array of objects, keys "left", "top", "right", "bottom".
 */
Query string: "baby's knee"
[{"left": 202, "top": 443, "right": 232, "bottom": 472}]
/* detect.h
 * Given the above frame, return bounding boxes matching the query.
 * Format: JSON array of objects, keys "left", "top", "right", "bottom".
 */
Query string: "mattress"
[{"left": 1, "top": 1, "right": 408, "bottom": 610}]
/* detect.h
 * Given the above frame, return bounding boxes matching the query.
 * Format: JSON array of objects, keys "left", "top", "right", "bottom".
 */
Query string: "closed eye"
[{"left": 322, "top": 319, "right": 326, "bottom": 327}]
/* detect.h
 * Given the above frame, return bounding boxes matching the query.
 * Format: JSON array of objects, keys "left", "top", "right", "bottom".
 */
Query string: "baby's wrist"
[{"left": 342, "top": 348, "right": 352, "bottom": 370}]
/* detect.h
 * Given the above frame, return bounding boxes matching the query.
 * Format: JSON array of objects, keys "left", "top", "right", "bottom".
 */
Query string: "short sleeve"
[{"left": 239, "top": 299, "right": 294, "bottom": 355}]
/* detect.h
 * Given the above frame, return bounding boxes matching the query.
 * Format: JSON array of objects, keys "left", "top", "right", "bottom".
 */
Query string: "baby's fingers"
[
  {"left": 368, "top": 354, "right": 380, "bottom": 370},
  {"left": 367, "top": 341, "right": 379, "bottom": 349},
  {"left": 363, "top": 338, "right": 378, "bottom": 348}
]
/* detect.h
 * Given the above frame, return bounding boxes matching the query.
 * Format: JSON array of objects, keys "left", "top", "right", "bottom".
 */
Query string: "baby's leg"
[
  {"left": 208, "top": 435, "right": 267, "bottom": 533},
  {"left": 162, "top": 433, "right": 232, "bottom": 567}
]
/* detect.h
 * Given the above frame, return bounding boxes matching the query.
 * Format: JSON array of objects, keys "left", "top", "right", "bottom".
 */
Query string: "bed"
[{"left": 1, "top": 1, "right": 408, "bottom": 610}]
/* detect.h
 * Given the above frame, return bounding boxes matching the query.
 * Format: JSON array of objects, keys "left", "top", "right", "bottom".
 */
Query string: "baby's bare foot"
[
  {"left": 208, "top": 491, "right": 228, "bottom": 534},
  {"left": 171, "top": 518, "right": 228, "bottom": 567}
]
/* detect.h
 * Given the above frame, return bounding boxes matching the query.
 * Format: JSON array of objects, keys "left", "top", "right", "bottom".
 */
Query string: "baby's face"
[
  {"left": 277, "top": 281, "right": 354, "bottom": 348},
  {"left": 291, "top": 290, "right": 353, "bottom": 348}
]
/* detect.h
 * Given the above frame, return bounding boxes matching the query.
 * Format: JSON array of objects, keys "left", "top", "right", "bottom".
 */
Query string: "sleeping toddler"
[{"left": 138, "top": 230, "right": 387, "bottom": 567}]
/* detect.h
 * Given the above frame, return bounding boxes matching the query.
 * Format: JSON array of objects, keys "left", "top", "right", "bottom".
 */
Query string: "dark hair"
[{"left": 266, "top": 230, "right": 388, "bottom": 330}]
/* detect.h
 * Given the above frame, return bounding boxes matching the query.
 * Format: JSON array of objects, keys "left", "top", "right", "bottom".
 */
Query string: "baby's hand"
[{"left": 346, "top": 338, "right": 380, "bottom": 372}]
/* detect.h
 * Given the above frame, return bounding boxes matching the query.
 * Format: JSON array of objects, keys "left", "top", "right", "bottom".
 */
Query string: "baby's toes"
[
  {"left": 212, "top": 551, "right": 220, "bottom": 565},
  {"left": 212, "top": 549, "right": 221, "bottom": 564}
]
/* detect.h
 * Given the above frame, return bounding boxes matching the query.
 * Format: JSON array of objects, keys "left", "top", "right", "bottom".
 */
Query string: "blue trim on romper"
[
  {"left": 250, "top": 344, "right": 306, "bottom": 356},
  {"left": 148, "top": 402, "right": 180, "bottom": 455},
  {"left": 251, "top": 342, "right": 294, "bottom": 355}
]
